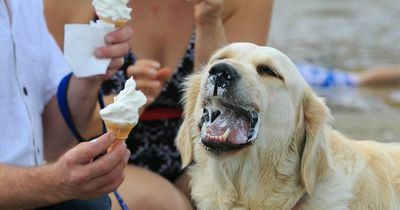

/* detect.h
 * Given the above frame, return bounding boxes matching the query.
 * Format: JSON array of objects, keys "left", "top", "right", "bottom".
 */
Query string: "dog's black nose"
[{"left": 209, "top": 63, "right": 239, "bottom": 89}]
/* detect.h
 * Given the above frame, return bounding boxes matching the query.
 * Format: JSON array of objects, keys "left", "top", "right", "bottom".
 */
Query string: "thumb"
[
  {"left": 74, "top": 132, "right": 116, "bottom": 163},
  {"left": 155, "top": 67, "right": 173, "bottom": 82}
]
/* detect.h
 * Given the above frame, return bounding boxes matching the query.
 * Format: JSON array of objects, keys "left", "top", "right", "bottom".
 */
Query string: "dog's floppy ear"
[
  {"left": 176, "top": 73, "right": 202, "bottom": 168},
  {"left": 300, "top": 86, "right": 332, "bottom": 195}
]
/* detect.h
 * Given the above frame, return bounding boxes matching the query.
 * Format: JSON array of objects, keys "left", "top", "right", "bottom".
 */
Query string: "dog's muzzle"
[
  {"left": 199, "top": 63, "right": 260, "bottom": 154},
  {"left": 200, "top": 62, "right": 260, "bottom": 154}
]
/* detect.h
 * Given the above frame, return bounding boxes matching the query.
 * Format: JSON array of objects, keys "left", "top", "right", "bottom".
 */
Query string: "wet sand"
[{"left": 268, "top": 0, "right": 400, "bottom": 142}]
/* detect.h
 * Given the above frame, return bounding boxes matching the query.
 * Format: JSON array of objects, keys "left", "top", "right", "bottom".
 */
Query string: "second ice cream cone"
[{"left": 99, "top": 16, "right": 128, "bottom": 27}]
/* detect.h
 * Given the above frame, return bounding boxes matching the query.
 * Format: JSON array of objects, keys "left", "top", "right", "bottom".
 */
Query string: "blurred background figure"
[{"left": 268, "top": 0, "right": 400, "bottom": 142}]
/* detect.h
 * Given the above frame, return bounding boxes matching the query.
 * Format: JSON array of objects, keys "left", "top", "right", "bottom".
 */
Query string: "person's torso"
[
  {"left": 128, "top": 0, "right": 195, "bottom": 76},
  {"left": 0, "top": 0, "right": 67, "bottom": 166}
]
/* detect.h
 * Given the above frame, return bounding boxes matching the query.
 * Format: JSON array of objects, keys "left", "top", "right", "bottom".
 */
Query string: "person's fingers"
[
  {"left": 126, "top": 63, "right": 159, "bottom": 79},
  {"left": 108, "top": 57, "right": 125, "bottom": 70},
  {"left": 104, "top": 68, "right": 120, "bottom": 79},
  {"left": 94, "top": 171, "right": 125, "bottom": 195},
  {"left": 72, "top": 133, "right": 116, "bottom": 164},
  {"left": 136, "top": 80, "right": 162, "bottom": 99},
  {"left": 104, "top": 26, "right": 133, "bottom": 44},
  {"left": 146, "top": 96, "right": 155, "bottom": 105},
  {"left": 94, "top": 42, "right": 130, "bottom": 59},
  {"left": 155, "top": 67, "right": 173, "bottom": 81},
  {"left": 135, "top": 80, "right": 162, "bottom": 90},
  {"left": 85, "top": 142, "right": 128, "bottom": 180},
  {"left": 82, "top": 147, "right": 129, "bottom": 192},
  {"left": 135, "top": 59, "right": 160, "bottom": 69},
  {"left": 127, "top": 66, "right": 157, "bottom": 79},
  {"left": 98, "top": 58, "right": 124, "bottom": 80}
]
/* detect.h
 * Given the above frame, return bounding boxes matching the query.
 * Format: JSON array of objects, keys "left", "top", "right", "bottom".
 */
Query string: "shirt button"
[{"left": 23, "top": 87, "right": 28, "bottom": 96}]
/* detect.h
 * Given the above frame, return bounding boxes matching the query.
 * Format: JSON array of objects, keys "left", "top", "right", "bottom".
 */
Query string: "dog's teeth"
[
  {"left": 210, "top": 134, "right": 216, "bottom": 141},
  {"left": 215, "top": 136, "right": 220, "bottom": 141},
  {"left": 215, "top": 135, "right": 221, "bottom": 142},
  {"left": 223, "top": 128, "right": 230, "bottom": 140},
  {"left": 218, "top": 136, "right": 224, "bottom": 142}
]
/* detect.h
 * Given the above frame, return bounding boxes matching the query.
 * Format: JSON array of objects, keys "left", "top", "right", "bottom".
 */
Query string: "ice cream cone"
[
  {"left": 99, "top": 77, "right": 146, "bottom": 152},
  {"left": 104, "top": 120, "right": 135, "bottom": 151},
  {"left": 99, "top": 16, "right": 128, "bottom": 27}
]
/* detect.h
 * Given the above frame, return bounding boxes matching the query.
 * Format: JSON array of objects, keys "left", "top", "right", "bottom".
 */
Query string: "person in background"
[
  {"left": 296, "top": 63, "right": 400, "bottom": 88},
  {"left": 44, "top": 0, "right": 273, "bottom": 209},
  {"left": 0, "top": 0, "right": 132, "bottom": 209}
]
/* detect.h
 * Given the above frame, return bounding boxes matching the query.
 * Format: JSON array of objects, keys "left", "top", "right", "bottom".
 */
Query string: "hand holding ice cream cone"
[
  {"left": 100, "top": 77, "right": 146, "bottom": 151},
  {"left": 64, "top": 0, "right": 132, "bottom": 78}
]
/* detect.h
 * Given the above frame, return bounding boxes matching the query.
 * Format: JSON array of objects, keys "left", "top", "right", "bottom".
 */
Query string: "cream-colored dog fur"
[{"left": 176, "top": 42, "right": 400, "bottom": 210}]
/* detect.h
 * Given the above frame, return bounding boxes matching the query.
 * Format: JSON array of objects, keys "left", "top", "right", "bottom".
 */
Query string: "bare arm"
[
  {"left": 0, "top": 164, "right": 63, "bottom": 209},
  {"left": 44, "top": 0, "right": 94, "bottom": 49},
  {"left": 223, "top": 0, "right": 273, "bottom": 45},
  {"left": 0, "top": 133, "right": 129, "bottom": 209},
  {"left": 43, "top": 78, "right": 105, "bottom": 161},
  {"left": 43, "top": 26, "right": 132, "bottom": 161},
  {"left": 194, "top": 0, "right": 273, "bottom": 69},
  {"left": 357, "top": 65, "right": 400, "bottom": 86}
]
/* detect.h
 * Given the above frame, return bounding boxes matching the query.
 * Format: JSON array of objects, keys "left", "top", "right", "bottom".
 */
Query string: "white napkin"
[{"left": 64, "top": 21, "right": 115, "bottom": 77}]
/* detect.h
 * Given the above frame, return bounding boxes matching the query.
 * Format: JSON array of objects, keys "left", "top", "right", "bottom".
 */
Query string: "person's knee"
[
  {"left": 113, "top": 166, "right": 193, "bottom": 210},
  {"left": 126, "top": 181, "right": 191, "bottom": 210}
]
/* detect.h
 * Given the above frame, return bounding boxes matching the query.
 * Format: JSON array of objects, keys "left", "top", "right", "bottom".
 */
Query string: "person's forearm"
[
  {"left": 43, "top": 96, "right": 77, "bottom": 161},
  {"left": 194, "top": 18, "right": 227, "bottom": 70},
  {"left": 68, "top": 76, "right": 103, "bottom": 137},
  {"left": 0, "top": 164, "right": 64, "bottom": 209},
  {"left": 43, "top": 77, "right": 102, "bottom": 161}
]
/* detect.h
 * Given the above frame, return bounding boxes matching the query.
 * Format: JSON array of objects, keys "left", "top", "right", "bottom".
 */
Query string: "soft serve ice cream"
[
  {"left": 92, "top": 0, "right": 132, "bottom": 27},
  {"left": 100, "top": 77, "right": 146, "bottom": 149}
]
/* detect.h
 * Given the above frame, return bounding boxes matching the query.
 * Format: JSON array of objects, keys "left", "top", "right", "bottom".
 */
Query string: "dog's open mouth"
[{"left": 199, "top": 99, "right": 260, "bottom": 154}]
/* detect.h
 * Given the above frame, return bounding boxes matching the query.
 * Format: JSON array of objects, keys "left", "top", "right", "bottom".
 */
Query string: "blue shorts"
[
  {"left": 35, "top": 194, "right": 111, "bottom": 210},
  {"left": 296, "top": 63, "right": 358, "bottom": 88}
]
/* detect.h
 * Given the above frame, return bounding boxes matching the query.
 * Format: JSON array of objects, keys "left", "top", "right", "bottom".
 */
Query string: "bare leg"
[
  {"left": 110, "top": 165, "right": 193, "bottom": 210},
  {"left": 174, "top": 171, "right": 192, "bottom": 201},
  {"left": 357, "top": 65, "right": 400, "bottom": 86}
]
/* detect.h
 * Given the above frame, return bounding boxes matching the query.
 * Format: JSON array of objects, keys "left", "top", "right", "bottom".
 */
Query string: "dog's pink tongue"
[{"left": 208, "top": 110, "right": 250, "bottom": 144}]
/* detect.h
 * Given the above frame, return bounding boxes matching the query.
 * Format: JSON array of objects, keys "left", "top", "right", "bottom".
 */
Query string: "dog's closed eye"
[{"left": 256, "top": 65, "right": 282, "bottom": 80}]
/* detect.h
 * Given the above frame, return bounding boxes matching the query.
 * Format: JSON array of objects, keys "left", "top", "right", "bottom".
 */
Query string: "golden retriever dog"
[{"left": 176, "top": 42, "right": 400, "bottom": 210}]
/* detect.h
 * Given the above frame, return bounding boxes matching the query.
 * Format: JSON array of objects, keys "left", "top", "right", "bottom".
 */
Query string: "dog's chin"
[{"left": 198, "top": 97, "right": 260, "bottom": 155}]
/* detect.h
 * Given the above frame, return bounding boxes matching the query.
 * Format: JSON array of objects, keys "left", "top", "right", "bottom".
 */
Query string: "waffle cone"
[
  {"left": 104, "top": 120, "right": 135, "bottom": 151},
  {"left": 99, "top": 16, "right": 128, "bottom": 27}
]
